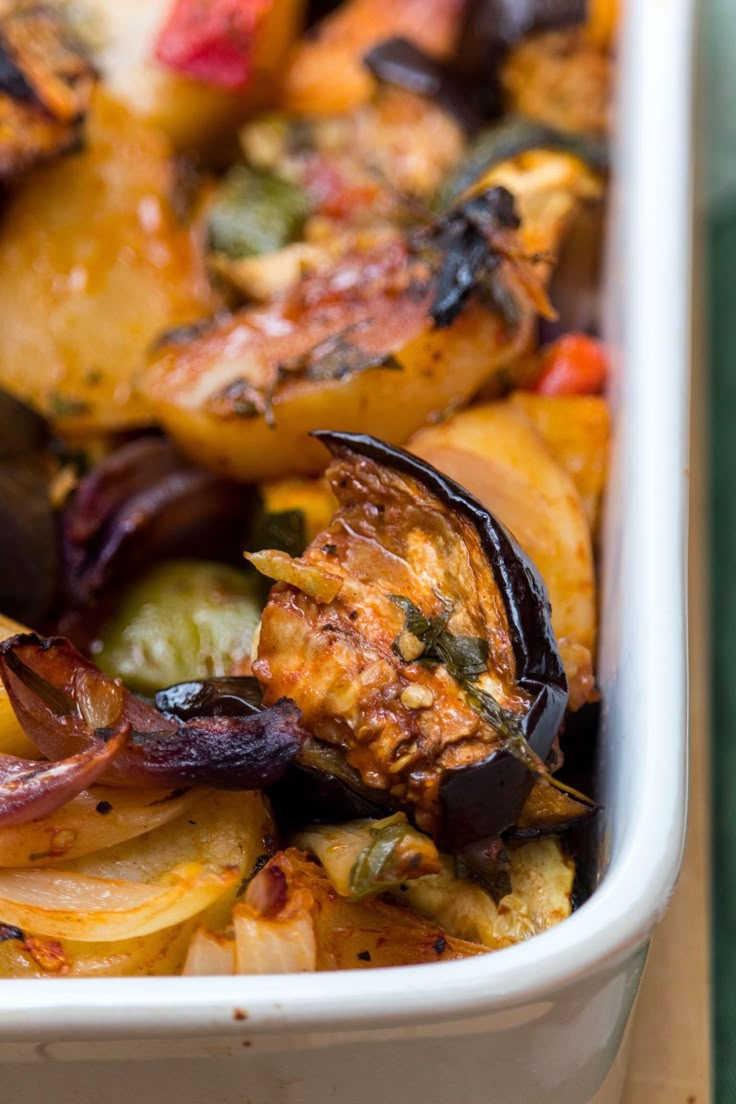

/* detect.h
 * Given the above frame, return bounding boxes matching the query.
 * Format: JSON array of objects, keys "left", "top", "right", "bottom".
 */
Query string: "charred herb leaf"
[
  {"left": 389, "top": 595, "right": 489, "bottom": 681},
  {"left": 418, "top": 186, "right": 520, "bottom": 328},
  {"left": 390, "top": 594, "right": 530, "bottom": 755}
]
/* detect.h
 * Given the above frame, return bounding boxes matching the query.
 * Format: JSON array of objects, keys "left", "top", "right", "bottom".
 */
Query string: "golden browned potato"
[
  {"left": 144, "top": 207, "right": 538, "bottom": 482},
  {"left": 146, "top": 296, "right": 528, "bottom": 483},
  {"left": 502, "top": 28, "right": 613, "bottom": 137},
  {"left": 410, "top": 399, "right": 597, "bottom": 704},
  {"left": 144, "top": 151, "right": 596, "bottom": 483},
  {"left": 84, "top": 0, "right": 305, "bottom": 151},
  {"left": 281, "top": 0, "right": 464, "bottom": 116},
  {"left": 0, "top": 89, "right": 214, "bottom": 434},
  {"left": 510, "top": 393, "right": 610, "bottom": 531},
  {"left": 260, "top": 477, "right": 338, "bottom": 544}
]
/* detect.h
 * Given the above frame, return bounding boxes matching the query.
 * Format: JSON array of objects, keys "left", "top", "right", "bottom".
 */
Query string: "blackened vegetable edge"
[{"left": 313, "top": 430, "right": 568, "bottom": 848}]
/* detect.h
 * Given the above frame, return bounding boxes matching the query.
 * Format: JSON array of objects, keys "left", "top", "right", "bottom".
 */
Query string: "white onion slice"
[
  {"left": 233, "top": 906, "right": 316, "bottom": 974},
  {"left": 0, "top": 860, "right": 237, "bottom": 941},
  {"left": 182, "top": 927, "right": 235, "bottom": 976}
]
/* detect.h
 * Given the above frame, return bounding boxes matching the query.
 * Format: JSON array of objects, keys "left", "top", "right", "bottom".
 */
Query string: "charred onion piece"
[
  {"left": 0, "top": 635, "right": 306, "bottom": 791},
  {"left": 0, "top": 723, "right": 128, "bottom": 828},
  {"left": 61, "top": 438, "right": 251, "bottom": 606},
  {"left": 0, "top": 6, "right": 96, "bottom": 179},
  {"left": 253, "top": 433, "right": 567, "bottom": 847}
]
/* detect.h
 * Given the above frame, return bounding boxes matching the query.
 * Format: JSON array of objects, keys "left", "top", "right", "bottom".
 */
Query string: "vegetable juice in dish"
[{"left": 0, "top": 0, "right": 612, "bottom": 977}]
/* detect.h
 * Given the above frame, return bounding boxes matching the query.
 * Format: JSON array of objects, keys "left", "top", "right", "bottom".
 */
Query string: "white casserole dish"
[{"left": 0, "top": 2, "right": 694, "bottom": 1100}]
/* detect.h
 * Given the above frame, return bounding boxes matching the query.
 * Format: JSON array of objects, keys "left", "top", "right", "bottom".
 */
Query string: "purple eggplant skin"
[
  {"left": 154, "top": 677, "right": 264, "bottom": 721},
  {"left": 268, "top": 757, "right": 393, "bottom": 833},
  {"left": 312, "top": 431, "right": 568, "bottom": 850},
  {"left": 363, "top": 37, "right": 486, "bottom": 133}
]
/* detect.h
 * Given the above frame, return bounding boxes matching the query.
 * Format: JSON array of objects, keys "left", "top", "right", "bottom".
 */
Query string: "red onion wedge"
[
  {"left": 0, "top": 634, "right": 306, "bottom": 791},
  {"left": 0, "top": 723, "right": 129, "bottom": 828}
]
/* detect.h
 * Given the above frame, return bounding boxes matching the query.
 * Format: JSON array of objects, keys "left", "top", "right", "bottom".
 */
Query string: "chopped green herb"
[
  {"left": 95, "top": 800, "right": 113, "bottom": 816},
  {"left": 389, "top": 593, "right": 536, "bottom": 767},
  {"left": 208, "top": 166, "right": 310, "bottom": 260}
]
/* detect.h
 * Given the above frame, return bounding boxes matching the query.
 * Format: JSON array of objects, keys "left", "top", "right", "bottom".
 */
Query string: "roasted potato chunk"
[
  {"left": 410, "top": 399, "right": 598, "bottom": 694},
  {"left": 0, "top": 88, "right": 213, "bottom": 432},
  {"left": 144, "top": 179, "right": 562, "bottom": 482},
  {"left": 0, "top": 5, "right": 96, "bottom": 179}
]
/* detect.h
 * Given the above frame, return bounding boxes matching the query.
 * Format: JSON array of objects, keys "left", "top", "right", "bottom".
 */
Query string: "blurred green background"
[{"left": 709, "top": 0, "right": 734, "bottom": 1099}]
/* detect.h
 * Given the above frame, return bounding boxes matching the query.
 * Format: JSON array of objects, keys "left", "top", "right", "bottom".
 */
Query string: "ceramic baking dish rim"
[{"left": 0, "top": 0, "right": 693, "bottom": 1040}]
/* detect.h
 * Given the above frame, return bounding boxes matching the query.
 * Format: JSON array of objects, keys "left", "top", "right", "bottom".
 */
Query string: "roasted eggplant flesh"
[
  {"left": 0, "top": 6, "right": 96, "bottom": 179},
  {"left": 254, "top": 432, "right": 567, "bottom": 846}
]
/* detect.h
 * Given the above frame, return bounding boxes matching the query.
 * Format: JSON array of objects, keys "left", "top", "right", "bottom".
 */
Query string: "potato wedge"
[
  {"left": 0, "top": 786, "right": 203, "bottom": 867},
  {"left": 145, "top": 266, "right": 531, "bottom": 482},
  {"left": 510, "top": 392, "right": 610, "bottom": 531},
  {"left": 502, "top": 28, "right": 613, "bottom": 138},
  {"left": 0, "top": 615, "right": 38, "bottom": 759},
  {"left": 410, "top": 399, "right": 597, "bottom": 666},
  {"left": 0, "top": 89, "right": 213, "bottom": 434}
]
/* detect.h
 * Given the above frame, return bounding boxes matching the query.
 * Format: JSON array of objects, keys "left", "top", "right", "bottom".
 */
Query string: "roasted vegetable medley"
[{"left": 0, "top": 0, "right": 614, "bottom": 977}]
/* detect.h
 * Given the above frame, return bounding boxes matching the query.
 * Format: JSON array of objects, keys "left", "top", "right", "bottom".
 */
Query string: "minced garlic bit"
[
  {"left": 396, "top": 630, "right": 425, "bottom": 662},
  {"left": 400, "top": 684, "right": 435, "bottom": 710}
]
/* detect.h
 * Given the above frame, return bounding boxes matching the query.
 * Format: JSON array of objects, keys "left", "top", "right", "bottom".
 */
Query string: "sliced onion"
[
  {"left": 0, "top": 792, "right": 272, "bottom": 974},
  {"left": 0, "top": 860, "right": 237, "bottom": 941},
  {"left": 0, "top": 634, "right": 306, "bottom": 790},
  {"left": 0, "top": 785, "right": 202, "bottom": 866},
  {"left": 67, "top": 790, "right": 272, "bottom": 885},
  {"left": 233, "top": 906, "right": 317, "bottom": 975},
  {"left": 0, "top": 723, "right": 129, "bottom": 828},
  {"left": 0, "top": 922, "right": 198, "bottom": 978},
  {"left": 182, "top": 927, "right": 236, "bottom": 976}
]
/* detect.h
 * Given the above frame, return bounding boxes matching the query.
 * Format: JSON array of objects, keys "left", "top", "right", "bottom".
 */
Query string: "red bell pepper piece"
[
  {"left": 154, "top": 0, "right": 272, "bottom": 90},
  {"left": 531, "top": 334, "right": 608, "bottom": 396}
]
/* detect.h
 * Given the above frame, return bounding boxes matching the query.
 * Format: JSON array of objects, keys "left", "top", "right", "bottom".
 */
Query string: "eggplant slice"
[{"left": 252, "top": 432, "right": 568, "bottom": 848}]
